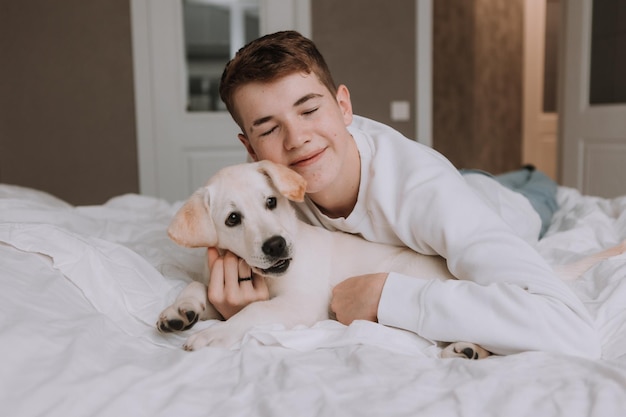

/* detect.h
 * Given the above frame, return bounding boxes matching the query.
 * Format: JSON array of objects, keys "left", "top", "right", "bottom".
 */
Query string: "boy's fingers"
[
  {"left": 207, "top": 247, "right": 219, "bottom": 270},
  {"left": 207, "top": 257, "right": 225, "bottom": 299},
  {"left": 237, "top": 259, "right": 253, "bottom": 282},
  {"left": 206, "top": 250, "right": 269, "bottom": 318},
  {"left": 222, "top": 251, "right": 242, "bottom": 292}
]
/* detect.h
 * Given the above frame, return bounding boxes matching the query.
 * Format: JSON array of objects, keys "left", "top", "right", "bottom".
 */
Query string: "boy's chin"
[{"left": 301, "top": 178, "right": 332, "bottom": 195}]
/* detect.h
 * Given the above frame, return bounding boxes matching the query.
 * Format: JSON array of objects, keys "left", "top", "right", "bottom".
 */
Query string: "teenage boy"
[{"left": 206, "top": 31, "right": 599, "bottom": 358}]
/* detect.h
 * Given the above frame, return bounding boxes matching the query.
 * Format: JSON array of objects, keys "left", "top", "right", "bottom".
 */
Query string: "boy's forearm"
[{"left": 378, "top": 272, "right": 601, "bottom": 358}]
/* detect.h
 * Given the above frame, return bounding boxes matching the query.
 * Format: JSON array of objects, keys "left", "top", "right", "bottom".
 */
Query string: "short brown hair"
[{"left": 219, "top": 31, "right": 337, "bottom": 126}]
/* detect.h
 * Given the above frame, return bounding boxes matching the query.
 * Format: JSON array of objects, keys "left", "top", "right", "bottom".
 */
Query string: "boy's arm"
[
  {"left": 330, "top": 273, "right": 387, "bottom": 324},
  {"left": 345, "top": 148, "right": 600, "bottom": 357},
  {"left": 382, "top": 173, "right": 600, "bottom": 358},
  {"left": 377, "top": 272, "right": 600, "bottom": 358}
]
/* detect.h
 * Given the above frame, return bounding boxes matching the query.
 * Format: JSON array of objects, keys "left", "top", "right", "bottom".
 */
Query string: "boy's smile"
[
  {"left": 290, "top": 147, "right": 325, "bottom": 169},
  {"left": 233, "top": 72, "right": 361, "bottom": 218}
]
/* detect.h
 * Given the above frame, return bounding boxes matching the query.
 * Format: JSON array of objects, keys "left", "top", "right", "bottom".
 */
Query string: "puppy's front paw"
[
  {"left": 441, "top": 342, "right": 491, "bottom": 360},
  {"left": 183, "top": 322, "right": 242, "bottom": 351},
  {"left": 157, "top": 299, "right": 205, "bottom": 333}
]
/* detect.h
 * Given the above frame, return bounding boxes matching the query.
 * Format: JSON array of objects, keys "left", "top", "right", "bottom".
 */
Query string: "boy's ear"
[
  {"left": 167, "top": 189, "right": 218, "bottom": 247},
  {"left": 238, "top": 133, "right": 259, "bottom": 162},
  {"left": 257, "top": 160, "right": 307, "bottom": 202},
  {"left": 336, "top": 84, "right": 353, "bottom": 126}
]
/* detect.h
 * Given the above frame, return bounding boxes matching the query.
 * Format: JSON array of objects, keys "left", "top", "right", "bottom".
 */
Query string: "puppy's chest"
[
  {"left": 325, "top": 233, "right": 405, "bottom": 284},
  {"left": 266, "top": 240, "right": 334, "bottom": 297}
]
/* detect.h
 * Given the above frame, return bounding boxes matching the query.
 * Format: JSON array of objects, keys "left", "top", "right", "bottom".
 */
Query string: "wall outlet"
[{"left": 390, "top": 100, "right": 411, "bottom": 121}]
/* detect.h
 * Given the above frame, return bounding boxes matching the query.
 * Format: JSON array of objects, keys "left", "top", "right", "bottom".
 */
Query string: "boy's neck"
[{"left": 308, "top": 137, "right": 361, "bottom": 219}]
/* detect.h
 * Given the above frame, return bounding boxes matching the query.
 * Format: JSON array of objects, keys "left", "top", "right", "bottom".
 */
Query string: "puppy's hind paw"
[
  {"left": 182, "top": 329, "right": 216, "bottom": 351},
  {"left": 182, "top": 323, "right": 242, "bottom": 351},
  {"left": 157, "top": 301, "right": 204, "bottom": 333},
  {"left": 441, "top": 342, "right": 491, "bottom": 360}
]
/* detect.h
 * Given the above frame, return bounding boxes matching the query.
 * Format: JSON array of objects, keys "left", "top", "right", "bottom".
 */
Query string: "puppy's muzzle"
[{"left": 261, "top": 235, "right": 291, "bottom": 275}]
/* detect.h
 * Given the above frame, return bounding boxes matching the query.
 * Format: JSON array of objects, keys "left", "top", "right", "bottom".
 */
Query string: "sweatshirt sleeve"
[{"left": 378, "top": 272, "right": 600, "bottom": 358}]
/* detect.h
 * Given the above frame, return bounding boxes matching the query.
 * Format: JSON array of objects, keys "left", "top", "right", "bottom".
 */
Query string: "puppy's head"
[{"left": 167, "top": 160, "right": 306, "bottom": 277}]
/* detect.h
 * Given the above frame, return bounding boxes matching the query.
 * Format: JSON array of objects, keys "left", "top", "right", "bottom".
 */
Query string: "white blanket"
[{"left": 1, "top": 184, "right": 625, "bottom": 417}]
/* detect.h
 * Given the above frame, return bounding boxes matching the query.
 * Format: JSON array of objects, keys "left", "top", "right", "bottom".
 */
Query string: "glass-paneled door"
[{"left": 131, "top": 0, "right": 310, "bottom": 201}]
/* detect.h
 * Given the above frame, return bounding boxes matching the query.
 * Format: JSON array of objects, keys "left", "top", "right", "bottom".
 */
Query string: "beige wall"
[
  {"left": 312, "top": 0, "right": 417, "bottom": 139},
  {"left": 0, "top": 0, "right": 138, "bottom": 205}
]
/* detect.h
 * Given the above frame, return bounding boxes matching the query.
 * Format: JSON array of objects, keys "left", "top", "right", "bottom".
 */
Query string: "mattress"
[{"left": 1, "top": 183, "right": 625, "bottom": 417}]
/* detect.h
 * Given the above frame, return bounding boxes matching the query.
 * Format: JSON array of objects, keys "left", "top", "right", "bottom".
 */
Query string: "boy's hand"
[
  {"left": 330, "top": 273, "right": 388, "bottom": 325},
  {"left": 207, "top": 248, "right": 269, "bottom": 320}
]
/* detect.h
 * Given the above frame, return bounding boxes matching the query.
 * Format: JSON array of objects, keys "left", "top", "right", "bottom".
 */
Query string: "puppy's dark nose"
[{"left": 262, "top": 236, "right": 287, "bottom": 257}]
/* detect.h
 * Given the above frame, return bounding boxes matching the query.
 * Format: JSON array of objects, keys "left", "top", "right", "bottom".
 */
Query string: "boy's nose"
[{"left": 284, "top": 123, "right": 309, "bottom": 149}]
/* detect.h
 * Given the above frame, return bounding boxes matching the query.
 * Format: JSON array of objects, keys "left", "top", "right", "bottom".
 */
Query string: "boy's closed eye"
[
  {"left": 302, "top": 107, "right": 319, "bottom": 116},
  {"left": 261, "top": 126, "right": 278, "bottom": 137}
]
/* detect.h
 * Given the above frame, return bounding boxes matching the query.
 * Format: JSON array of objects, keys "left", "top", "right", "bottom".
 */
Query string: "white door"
[
  {"left": 131, "top": 0, "right": 311, "bottom": 202},
  {"left": 560, "top": 0, "right": 626, "bottom": 198}
]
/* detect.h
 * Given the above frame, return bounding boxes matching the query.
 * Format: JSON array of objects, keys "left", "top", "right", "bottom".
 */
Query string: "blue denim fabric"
[{"left": 460, "top": 167, "right": 558, "bottom": 238}]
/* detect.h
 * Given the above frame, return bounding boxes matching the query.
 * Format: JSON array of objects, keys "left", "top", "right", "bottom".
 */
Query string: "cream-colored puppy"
[{"left": 158, "top": 161, "right": 624, "bottom": 358}]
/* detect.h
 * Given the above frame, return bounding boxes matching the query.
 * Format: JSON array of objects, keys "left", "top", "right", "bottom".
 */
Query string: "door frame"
[
  {"left": 416, "top": 0, "right": 433, "bottom": 147},
  {"left": 522, "top": 0, "right": 558, "bottom": 180},
  {"left": 131, "top": 0, "right": 157, "bottom": 196}
]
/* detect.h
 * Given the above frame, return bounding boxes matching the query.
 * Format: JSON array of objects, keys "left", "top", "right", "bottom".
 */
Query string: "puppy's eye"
[
  {"left": 266, "top": 197, "right": 277, "bottom": 210},
  {"left": 225, "top": 212, "right": 242, "bottom": 227}
]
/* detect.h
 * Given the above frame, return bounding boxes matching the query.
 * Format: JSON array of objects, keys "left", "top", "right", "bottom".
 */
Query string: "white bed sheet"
[{"left": 0, "top": 184, "right": 625, "bottom": 417}]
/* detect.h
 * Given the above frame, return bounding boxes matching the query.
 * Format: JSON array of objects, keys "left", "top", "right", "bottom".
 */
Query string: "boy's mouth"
[{"left": 291, "top": 149, "right": 325, "bottom": 168}]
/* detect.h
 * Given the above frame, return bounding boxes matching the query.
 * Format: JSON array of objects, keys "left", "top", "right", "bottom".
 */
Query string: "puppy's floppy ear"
[
  {"left": 257, "top": 160, "right": 307, "bottom": 202},
  {"left": 167, "top": 188, "right": 217, "bottom": 247}
]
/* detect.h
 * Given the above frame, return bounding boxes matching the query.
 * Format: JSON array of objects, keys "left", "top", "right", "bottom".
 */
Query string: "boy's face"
[{"left": 233, "top": 72, "right": 354, "bottom": 194}]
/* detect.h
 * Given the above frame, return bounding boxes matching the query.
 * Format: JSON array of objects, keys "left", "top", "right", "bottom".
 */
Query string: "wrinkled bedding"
[{"left": 0, "top": 184, "right": 625, "bottom": 417}]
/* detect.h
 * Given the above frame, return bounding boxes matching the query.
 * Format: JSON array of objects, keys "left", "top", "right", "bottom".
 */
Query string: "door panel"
[
  {"left": 583, "top": 139, "right": 626, "bottom": 197},
  {"left": 560, "top": 0, "right": 626, "bottom": 198}
]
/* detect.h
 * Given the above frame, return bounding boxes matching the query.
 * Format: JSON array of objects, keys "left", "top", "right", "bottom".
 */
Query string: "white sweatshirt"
[{"left": 294, "top": 115, "right": 600, "bottom": 358}]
